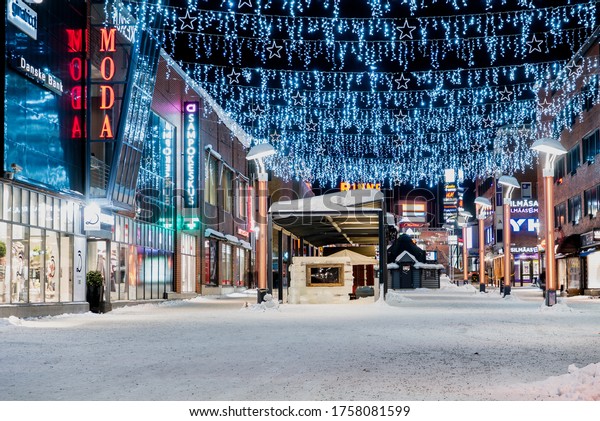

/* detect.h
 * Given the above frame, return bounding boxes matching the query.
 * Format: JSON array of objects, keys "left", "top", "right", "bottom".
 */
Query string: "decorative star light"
[
  {"left": 565, "top": 62, "right": 583, "bottom": 77},
  {"left": 270, "top": 130, "right": 282, "bottom": 143},
  {"left": 292, "top": 92, "right": 305, "bottom": 106},
  {"left": 266, "top": 40, "right": 283, "bottom": 59},
  {"left": 251, "top": 104, "right": 264, "bottom": 117},
  {"left": 394, "top": 109, "right": 408, "bottom": 122},
  {"left": 396, "top": 20, "right": 416, "bottom": 40},
  {"left": 227, "top": 68, "right": 240, "bottom": 84},
  {"left": 499, "top": 87, "right": 514, "bottom": 101},
  {"left": 147, "top": 0, "right": 599, "bottom": 187},
  {"left": 526, "top": 34, "right": 543, "bottom": 53},
  {"left": 394, "top": 74, "right": 410, "bottom": 90},
  {"left": 305, "top": 118, "right": 318, "bottom": 131},
  {"left": 481, "top": 117, "right": 495, "bottom": 128},
  {"left": 178, "top": 10, "right": 197, "bottom": 31}
]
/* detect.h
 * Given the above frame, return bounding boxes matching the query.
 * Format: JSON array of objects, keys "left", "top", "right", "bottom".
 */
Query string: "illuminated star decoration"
[
  {"left": 538, "top": 97, "right": 552, "bottom": 113},
  {"left": 227, "top": 68, "right": 240, "bottom": 84},
  {"left": 178, "top": 10, "right": 197, "bottom": 31},
  {"left": 305, "top": 118, "right": 318, "bottom": 131},
  {"left": 526, "top": 34, "right": 543, "bottom": 53},
  {"left": 499, "top": 86, "right": 513, "bottom": 101},
  {"left": 565, "top": 62, "right": 583, "bottom": 77},
  {"left": 270, "top": 130, "right": 282, "bottom": 143},
  {"left": 292, "top": 92, "right": 305, "bottom": 106},
  {"left": 251, "top": 104, "right": 264, "bottom": 117},
  {"left": 394, "top": 109, "right": 408, "bottom": 122},
  {"left": 481, "top": 117, "right": 495, "bottom": 128},
  {"left": 266, "top": 40, "right": 283, "bottom": 59},
  {"left": 238, "top": 0, "right": 252, "bottom": 8},
  {"left": 396, "top": 20, "right": 416, "bottom": 40},
  {"left": 394, "top": 74, "right": 410, "bottom": 90}
]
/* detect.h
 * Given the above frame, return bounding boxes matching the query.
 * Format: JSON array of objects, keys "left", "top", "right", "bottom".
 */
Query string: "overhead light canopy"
[
  {"left": 459, "top": 210, "right": 473, "bottom": 218},
  {"left": 246, "top": 143, "right": 276, "bottom": 161},
  {"left": 474, "top": 197, "right": 492, "bottom": 208},
  {"left": 531, "top": 137, "right": 567, "bottom": 156},
  {"left": 498, "top": 175, "right": 520, "bottom": 189}
]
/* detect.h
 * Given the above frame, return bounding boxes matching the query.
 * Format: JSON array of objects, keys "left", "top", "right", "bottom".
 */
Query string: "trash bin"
[{"left": 257, "top": 288, "right": 269, "bottom": 304}]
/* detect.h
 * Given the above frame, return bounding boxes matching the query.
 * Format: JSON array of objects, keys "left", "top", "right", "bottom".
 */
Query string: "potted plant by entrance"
[{"left": 86, "top": 270, "right": 103, "bottom": 313}]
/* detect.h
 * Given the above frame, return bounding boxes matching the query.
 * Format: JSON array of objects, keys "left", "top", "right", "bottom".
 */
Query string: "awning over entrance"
[
  {"left": 269, "top": 189, "right": 394, "bottom": 247},
  {"left": 556, "top": 234, "right": 581, "bottom": 255}
]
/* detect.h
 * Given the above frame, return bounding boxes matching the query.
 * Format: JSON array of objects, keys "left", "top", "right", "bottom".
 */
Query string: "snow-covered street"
[{"left": 1, "top": 281, "right": 599, "bottom": 401}]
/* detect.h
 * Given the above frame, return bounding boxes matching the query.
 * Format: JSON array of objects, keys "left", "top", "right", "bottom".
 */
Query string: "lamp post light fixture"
[
  {"left": 531, "top": 137, "right": 567, "bottom": 306},
  {"left": 246, "top": 143, "right": 276, "bottom": 302},
  {"left": 458, "top": 211, "right": 473, "bottom": 285},
  {"left": 474, "top": 197, "right": 492, "bottom": 293},
  {"left": 498, "top": 175, "right": 520, "bottom": 297}
]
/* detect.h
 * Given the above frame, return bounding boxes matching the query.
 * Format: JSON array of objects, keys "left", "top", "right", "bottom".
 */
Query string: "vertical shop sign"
[
  {"left": 98, "top": 27, "right": 117, "bottom": 139},
  {"left": 66, "top": 28, "right": 86, "bottom": 139},
  {"left": 184, "top": 102, "right": 199, "bottom": 207},
  {"left": 162, "top": 122, "right": 174, "bottom": 206}
]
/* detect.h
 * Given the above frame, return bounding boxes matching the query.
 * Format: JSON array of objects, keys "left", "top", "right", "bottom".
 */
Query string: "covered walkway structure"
[{"left": 268, "top": 189, "right": 395, "bottom": 300}]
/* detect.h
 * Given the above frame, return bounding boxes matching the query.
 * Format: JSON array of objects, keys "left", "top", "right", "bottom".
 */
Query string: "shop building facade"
[
  {"left": 537, "top": 38, "right": 600, "bottom": 296},
  {"left": 2, "top": 0, "right": 258, "bottom": 317}
]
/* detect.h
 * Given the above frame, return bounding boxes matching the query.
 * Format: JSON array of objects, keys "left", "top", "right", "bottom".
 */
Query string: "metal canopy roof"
[{"left": 269, "top": 189, "right": 394, "bottom": 247}]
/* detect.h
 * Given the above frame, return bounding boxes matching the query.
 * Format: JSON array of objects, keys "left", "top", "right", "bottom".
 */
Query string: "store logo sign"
[
  {"left": 184, "top": 102, "right": 199, "bottom": 208},
  {"left": 8, "top": 0, "right": 38, "bottom": 40}
]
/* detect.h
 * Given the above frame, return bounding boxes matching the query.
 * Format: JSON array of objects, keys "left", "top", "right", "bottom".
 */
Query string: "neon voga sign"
[
  {"left": 184, "top": 102, "right": 199, "bottom": 208},
  {"left": 66, "top": 29, "right": 86, "bottom": 139}
]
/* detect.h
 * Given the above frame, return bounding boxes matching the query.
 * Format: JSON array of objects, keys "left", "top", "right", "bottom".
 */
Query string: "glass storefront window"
[
  {"left": 29, "top": 228, "right": 43, "bottom": 303},
  {"left": 0, "top": 223, "right": 10, "bottom": 303},
  {"left": 38, "top": 196, "right": 46, "bottom": 228},
  {"left": 11, "top": 225, "right": 28, "bottom": 303},
  {"left": 30, "top": 193, "right": 38, "bottom": 227},
  {"left": 45, "top": 231, "right": 59, "bottom": 303},
  {"left": 4, "top": 185, "right": 12, "bottom": 222},
  {"left": 21, "top": 190, "right": 29, "bottom": 226},
  {"left": 59, "top": 234, "right": 72, "bottom": 302},
  {"left": 12, "top": 187, "right": 21, "bottom": 223},
  {"left": 221, "top": 243, "right": 232, "bottom": 286}
]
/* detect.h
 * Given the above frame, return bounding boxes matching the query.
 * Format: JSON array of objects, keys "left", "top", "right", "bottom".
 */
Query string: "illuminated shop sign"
[
  {"left": 8, "top": 0, "right": 38, "bottom": 40},
  {"left": 511, "top": 246, "right": 538, "bottom": 253},
  {"left": 13, "top": 56, "right": 63, "bottom": 95},
  {"left": 510, "top": 200, "right": 539, "bottom": 214},
  {"left": 106, "top": 3, "right": 137, "bottom": 43},
  {"left": 184, "top": 102, "right": 199, "bottom": 207},
  {"left": 66, "top": 28, "right": 86, "bottom": 139},
  {"left": 510, "top": 218, "right": 539, "bottom": 232},
  {"left": 97, "top": 28, "right": 117, "bottom": 139},
  {"left": 162, "top": 122, "right": 174, "bottom": 207},
  {"left": 339, "top": 182, "right": 381, "bottom": 191}
]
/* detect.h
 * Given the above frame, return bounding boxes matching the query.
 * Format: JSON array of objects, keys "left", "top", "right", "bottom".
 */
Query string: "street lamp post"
[
  {"left": 531, "top": 137, "right": 567, "bottom": 306},
  {"left": 498, "top": 175, "right": 520, "bottom": 297},
  {"left": 246, "top": 143, "right": 276, "bottom": 303},
  {"left": 442, "top": 223, "right": 456, "bottom": 284},
  {"left": 459, "top": 211, "right": 472, "bottom": 285},
  {"left": 475, "top": 197, "right": 492, "bottom": 293}
]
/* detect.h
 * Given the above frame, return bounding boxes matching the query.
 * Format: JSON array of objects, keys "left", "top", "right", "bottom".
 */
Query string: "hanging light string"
[{"left": 108, "top": 0, "right": 600, "bottom": 186}]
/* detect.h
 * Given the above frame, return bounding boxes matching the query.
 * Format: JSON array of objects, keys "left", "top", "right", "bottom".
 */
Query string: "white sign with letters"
[{"left": 8, "top": 0, "right": 38, "bottom": 40}]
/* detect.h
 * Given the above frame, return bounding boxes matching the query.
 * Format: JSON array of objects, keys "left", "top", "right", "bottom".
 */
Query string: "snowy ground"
[{"left": 1, "top": 278, "right": 599, "bottom": 402}]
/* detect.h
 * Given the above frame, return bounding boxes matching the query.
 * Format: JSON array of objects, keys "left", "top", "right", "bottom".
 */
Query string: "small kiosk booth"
[{"left": 269, "top": 189, "right": 394, "bottom": 304}]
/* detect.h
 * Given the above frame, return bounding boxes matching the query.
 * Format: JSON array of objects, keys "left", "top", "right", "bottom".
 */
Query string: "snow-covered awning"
[
  {"left": 225, "top": 234, "right": 240, "bottom": 245},
  {"left": 414, "top": 263, "right": 445, "bottom": 270},
  {"left": 205, "top": 229, "right": 226, "bottom": 240},
  {"left": 239, "top": 240, "right": 252, "bottom": 250},
  {"left": 269, "top": 189, "right": 389, "bottom": 247}
]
